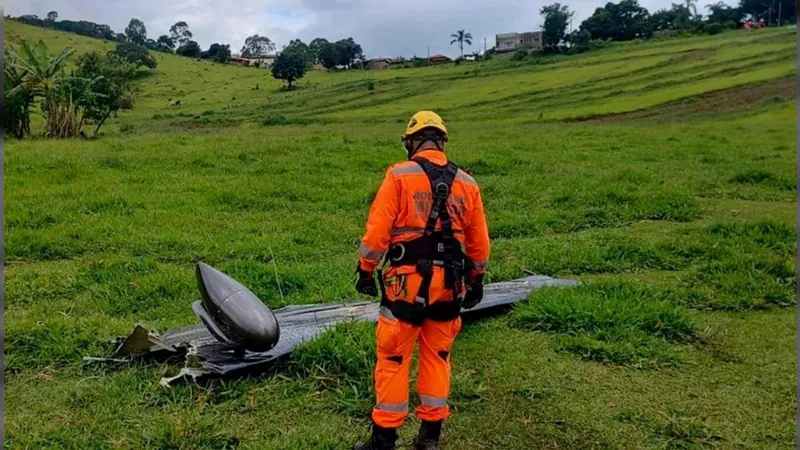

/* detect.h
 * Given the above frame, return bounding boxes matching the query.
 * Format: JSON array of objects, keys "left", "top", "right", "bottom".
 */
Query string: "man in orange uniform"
[{"left": 353, "top": 111, "right": 490, "bottom": 450}]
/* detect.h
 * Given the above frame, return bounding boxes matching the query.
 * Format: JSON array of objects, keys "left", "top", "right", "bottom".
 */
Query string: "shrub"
[
  {"left": 706, "top": 23, "right": 724, "bottom": 35},
  {"left": 512, "top": 49, "right": 528, "bottom": 60}
]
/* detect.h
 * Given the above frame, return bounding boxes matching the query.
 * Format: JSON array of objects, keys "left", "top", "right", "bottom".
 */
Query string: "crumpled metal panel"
[{"left": 110, "top": 275, "right": 577, "bottom": 385}]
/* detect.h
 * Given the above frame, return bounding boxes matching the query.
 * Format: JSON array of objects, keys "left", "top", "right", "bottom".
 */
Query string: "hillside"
[
  {"left": 5, "top": 18, "right": 796, "bottom": 131},
  {"left": 4, "top": 19, "right": 797, "bottom": 449}
]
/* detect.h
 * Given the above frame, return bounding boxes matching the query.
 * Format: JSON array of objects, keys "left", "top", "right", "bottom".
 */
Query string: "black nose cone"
[{"left": 195, "top": 262, "right": 280, "bottom": 352}]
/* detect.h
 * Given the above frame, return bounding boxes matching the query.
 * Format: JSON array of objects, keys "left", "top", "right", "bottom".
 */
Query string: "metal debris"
[{"left": 100, "top": 273, "right": 576, "bottom": 386}]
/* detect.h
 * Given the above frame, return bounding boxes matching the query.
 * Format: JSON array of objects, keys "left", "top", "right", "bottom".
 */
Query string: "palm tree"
[
  {"left": 684, "top": 0, "right": 699, "bottom": 16},
  {"left": 449, "top": 30, "right": 473, "bottom": 59}
]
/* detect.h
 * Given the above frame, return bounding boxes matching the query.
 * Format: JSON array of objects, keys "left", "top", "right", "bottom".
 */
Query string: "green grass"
[{"left": 4, "top": 19, "right": 797, "bottom": 449}]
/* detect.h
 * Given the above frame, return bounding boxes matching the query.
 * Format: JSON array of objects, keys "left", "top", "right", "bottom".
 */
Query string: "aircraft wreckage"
[{"left": 92, "top": 262, "right": 577, "bottom": 386}]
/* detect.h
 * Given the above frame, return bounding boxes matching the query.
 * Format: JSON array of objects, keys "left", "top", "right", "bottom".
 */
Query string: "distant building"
[
  {"left": 366, "top": 58, "right": 391, "bottom": 70},
  {"left": 230, "top": 54, "right": 277, "bottom": 68},
  {"left": 495, "top": 31, "right": 543, "bottom": 52},
  {"left": 428, "top": 54, "right": 452, "bottom": 65},
  {"left": 231, "top": 56, "right": 250, "bottom": 67}
]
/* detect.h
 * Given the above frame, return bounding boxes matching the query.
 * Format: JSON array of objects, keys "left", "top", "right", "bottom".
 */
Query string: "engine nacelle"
[{"left": 192, "top": 262, "right": 280, "bottom": 352}]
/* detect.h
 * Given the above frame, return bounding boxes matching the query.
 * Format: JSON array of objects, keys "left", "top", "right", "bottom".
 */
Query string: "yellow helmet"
[{"left": 402, "top": 110, "right": 448, "bottom": 140}]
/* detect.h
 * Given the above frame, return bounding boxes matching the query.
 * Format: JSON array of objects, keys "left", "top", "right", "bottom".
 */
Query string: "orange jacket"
[{"left": 359, "top": 149, "right": 490, "bottom": 275}]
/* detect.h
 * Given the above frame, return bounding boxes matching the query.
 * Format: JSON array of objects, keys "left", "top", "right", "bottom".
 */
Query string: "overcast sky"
[{"left": 6, "top": 0, "right": 736, "bottom": 58}]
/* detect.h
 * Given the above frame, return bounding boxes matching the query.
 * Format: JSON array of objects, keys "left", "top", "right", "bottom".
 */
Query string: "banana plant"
[{"left": 6, "top": 40, "right": 74, "bottom": 99}]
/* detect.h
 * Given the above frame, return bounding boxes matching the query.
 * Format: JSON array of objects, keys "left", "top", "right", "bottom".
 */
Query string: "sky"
[{"left": 6, "top": 0, "right": 737, "bottom": 59}]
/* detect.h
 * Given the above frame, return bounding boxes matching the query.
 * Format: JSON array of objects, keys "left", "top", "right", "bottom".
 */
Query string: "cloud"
[{"left": 6, "top": 0, "right": 737, "bottom": 57}]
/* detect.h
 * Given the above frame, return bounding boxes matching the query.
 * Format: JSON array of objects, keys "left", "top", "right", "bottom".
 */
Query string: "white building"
[{"left": 495, "top": 31, "right": 543, "bottom": 52}]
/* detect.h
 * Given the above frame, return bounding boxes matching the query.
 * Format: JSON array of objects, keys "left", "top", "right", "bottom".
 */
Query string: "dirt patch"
[{"left": 574, "top": 77, "right": 796, "bottom": 123}]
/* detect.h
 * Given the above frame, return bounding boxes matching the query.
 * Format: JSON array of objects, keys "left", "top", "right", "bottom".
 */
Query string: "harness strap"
[
  {"left": 415, "top": 157, "right": 462, "bottom": 296},
  {"left": 378, "top": 157, "right": 465, "bottom": 324}
]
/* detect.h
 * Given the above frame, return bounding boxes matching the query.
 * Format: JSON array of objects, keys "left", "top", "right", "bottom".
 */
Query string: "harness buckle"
[{"left": 434, "top": 182, "right": 449, "bottom": 199}]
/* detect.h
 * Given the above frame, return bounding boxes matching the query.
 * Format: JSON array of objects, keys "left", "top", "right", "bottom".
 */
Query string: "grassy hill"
[{"left": 4, "top": 19, "right": 797, "bottom": 449}]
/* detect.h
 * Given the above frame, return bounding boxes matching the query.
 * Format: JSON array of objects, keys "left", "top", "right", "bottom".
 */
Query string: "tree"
[
  {"left": 650, "top": 4, "right": 696, "bottom": 30},
  {"left": 334, "top": 38, "right": 364, "bottom": 67},
  {"left": 738, "top": 0, "right": 795, "bottom": 24},
  {"left": 580, "top": 0, "right": 653, "bottom": 41},
  {"left": 684, "top": 0, "right": 699, "bottom": 16},
  {"left": 284, "top": 39, "right": 312, "bottom": 65},
  {"left": 540, "top": 3, "right": 574, "bottom": 51},
  {"left": 316, "top": 42, "right": 337, "bottom": 68},
  {"left": 169, "top": 21, "right": 193, "bottom": 48},
  {"left": 272, "top": 52, "right": 306, "bottom": 89},
  {"left": 309, "top": 38, "right": 329, "bottom": 63},
  {"left": 124, "top": 18, "right": 147, "bottom": 45},
  {"left": 46, "top": 11, "right": 58, "bottom": 23},
  {"left": 111, "top": 41, "right": 157, "bottom": 68},
  {"left": 241, "top": 35, "right": 276, "bottom": 58},
  {"left": 201, "top": 43, "right": 232, "bottom": 63},
  {"left": 17, "top": 15, "right": 43, "bottom": 27},
  {"left": 176, "top": 40, "right": 201, "bottom": 58},
  {"left": 566, "top": 29, "right": 595, "bottom": 53},
  {"left": 156, "top": 35, "right": 175, "bottom": 52},
  {"left": 76, "top": 51, "right": 136, "bottom": 136},
  {"left": 705, "top": 2, "right": 742, "bottom": 25},
  {"left": 315, "top": 38, "right": 364, "bottom": 69},
  {"left": 449, "top": 29, "right": 473, "bottom": 59}
]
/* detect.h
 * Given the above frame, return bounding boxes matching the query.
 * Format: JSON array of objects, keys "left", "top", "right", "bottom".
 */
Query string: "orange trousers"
[{"left": 371, "top": 311, "right": 462, "bottom": 428}]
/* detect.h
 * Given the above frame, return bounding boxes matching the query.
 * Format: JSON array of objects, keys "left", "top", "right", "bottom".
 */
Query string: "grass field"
[{"left": 4, "top": 19, "right": 797, "bottom": 449}]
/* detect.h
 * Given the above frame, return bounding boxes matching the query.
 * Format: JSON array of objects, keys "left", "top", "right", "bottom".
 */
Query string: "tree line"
[
  {"left": 536, "top": 0, "right": 795, "bottom": 53},
  {"left": 9, "top": 12, "right": 365, "bottom": 70}
]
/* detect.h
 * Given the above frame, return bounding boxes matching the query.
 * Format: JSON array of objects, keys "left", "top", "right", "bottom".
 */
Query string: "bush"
[
  {"left": 366, "top": 80, "right": 375, "bottom": 91},
  {"left": 706, "top": 23, "right": 724, "bottom": 35},
  {"left": 118, "top": 95, "right": 135, "bottom": 110},
  {"left": 512, "top": 49, "right": 528, "bottom": 60}
]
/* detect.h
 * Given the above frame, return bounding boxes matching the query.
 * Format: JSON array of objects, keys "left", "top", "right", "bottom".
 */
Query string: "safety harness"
[{"left": 377, "top": 156, "right": 468, "bottom": 326}]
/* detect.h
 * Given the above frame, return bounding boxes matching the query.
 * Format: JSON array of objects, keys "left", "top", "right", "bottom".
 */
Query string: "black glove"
[
  {"left": 462, "top": 273, "right": 484, "bottom": 310},
  {"left": 355, "top": 265, "right": 378, "bottom": 297}
]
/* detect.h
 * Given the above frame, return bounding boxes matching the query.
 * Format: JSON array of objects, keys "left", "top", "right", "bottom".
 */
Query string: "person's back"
[{"left": 354, "top": 111, "right": 490, "bottom": 450}]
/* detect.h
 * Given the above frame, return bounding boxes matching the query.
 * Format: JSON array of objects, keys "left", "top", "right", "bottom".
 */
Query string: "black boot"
[
  {"left": 353, "top": 423, "right": 398, "bottom": 450},
  {"left": 414, "top": 420, "right": 442, "bottom": 450}
]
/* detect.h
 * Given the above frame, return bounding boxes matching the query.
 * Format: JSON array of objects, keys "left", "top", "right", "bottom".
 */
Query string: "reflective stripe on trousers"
[
  {"left": 418, "top": 394, "right": 448, "bottom": 408},
  {"left": 375, "top": 401, "right": 409, "bottom": 413}
]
